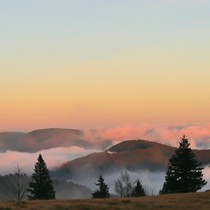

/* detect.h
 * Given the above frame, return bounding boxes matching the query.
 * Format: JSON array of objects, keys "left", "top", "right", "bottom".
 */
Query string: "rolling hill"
[
  {"left": 52, "top": 140, "right": 210, "bottom": 181},
  {"left": 0, "top": 128, "right": 111, "bottom": 153}
]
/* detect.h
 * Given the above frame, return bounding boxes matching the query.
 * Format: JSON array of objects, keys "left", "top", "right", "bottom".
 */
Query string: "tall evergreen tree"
[
  {"left": 160, "top": 136, "right": 207, "bottom": 194},
  {"left": 131, "top": 179, "right": 145, "bottom": 197},
  {"left": 28, "top": 154, "right": 55, "bottom": 200},
  {"left": 92, "top": 175, "right": 110, "bottom": 198}
]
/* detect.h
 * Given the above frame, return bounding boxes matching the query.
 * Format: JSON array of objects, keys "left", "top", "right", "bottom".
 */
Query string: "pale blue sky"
[
  {"left": 1, "top": 0, "right": 210, "bottom": 64},
  {"left": 0, "top": 0, "right": 210, "bottom": 130}
]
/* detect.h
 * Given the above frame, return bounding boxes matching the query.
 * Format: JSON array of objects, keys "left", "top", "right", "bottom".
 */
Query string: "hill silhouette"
[{"left": 53, "top": 140, "right": 210, "bottom": 181}]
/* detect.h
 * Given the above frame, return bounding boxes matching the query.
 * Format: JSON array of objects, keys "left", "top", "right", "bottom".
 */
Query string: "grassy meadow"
[{"left": 0, "top": 192, "right": 210, "bottom": 210}]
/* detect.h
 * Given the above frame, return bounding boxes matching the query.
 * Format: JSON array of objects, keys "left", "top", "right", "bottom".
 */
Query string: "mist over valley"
[{"left": 1, "top": 127, "right": 210, "bottom": 198}]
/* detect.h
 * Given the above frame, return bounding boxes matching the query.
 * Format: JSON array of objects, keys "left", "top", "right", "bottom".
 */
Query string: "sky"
[{"left": 0, "top": 0, "right": 210, "bottom": 132}]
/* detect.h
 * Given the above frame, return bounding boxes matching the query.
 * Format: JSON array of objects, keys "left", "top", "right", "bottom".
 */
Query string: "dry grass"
[{"left": 0, "top": 192, "right": 210, "bottom": 210}]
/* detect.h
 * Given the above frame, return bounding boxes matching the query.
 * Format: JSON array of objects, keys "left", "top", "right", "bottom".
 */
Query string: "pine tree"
[
  {"left": 131, "top": 179, "right": 145, "bottom": 197},
  {"left": 92, "top": 175, "right": 110, "bottom": 198},
  {"left": 160, "top": 136, "right": 207, "bottom": 194},
  {"left": 28, "top": 154, "right": 55, "bottom": 200}
]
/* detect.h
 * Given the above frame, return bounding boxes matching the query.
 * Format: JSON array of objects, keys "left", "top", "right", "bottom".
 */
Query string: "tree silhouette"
[
  {"left": 28, "top": 154, "right": 55, "bottom": 200},
  {"left": 131, "top": 179, "right": 145, "bottom": 197},
  {"left": 92, "top": 175, "right": 110, "bottom": 198},
  {"left": 114, "top": 171, "right": 133, "bottom": 197},
  {"left": 7, "top": 165, "right": 28, "bottom": 201},
  {"left": 160, "top": 136, "right": 207, "bottom": 194}
]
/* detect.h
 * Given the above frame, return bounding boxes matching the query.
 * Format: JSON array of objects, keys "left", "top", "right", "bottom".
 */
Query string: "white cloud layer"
[
  {"left": 70, "top": 168, "right": 210, "bottom": 195},
  {"left": 84, "top": 123, "right": 210, "bottom": 149},
  {"left": 0, "top": 123, "right": 210, "bottom": 194},
  {"left": 0, "top": 146, "right": 100, "bottom": 175}
]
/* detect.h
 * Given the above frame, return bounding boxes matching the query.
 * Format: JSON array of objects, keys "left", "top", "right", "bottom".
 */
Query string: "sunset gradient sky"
[{"left": 0, "top": 0, "right": 210, "bottom": 131}]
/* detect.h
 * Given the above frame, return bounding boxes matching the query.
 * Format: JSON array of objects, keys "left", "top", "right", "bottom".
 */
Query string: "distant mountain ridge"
[
  {"left": 0, "top": 128, "right": 111, "bottom": 153},
  {"left": 52, "top": 139, "right": 210, "bottom": 181}
]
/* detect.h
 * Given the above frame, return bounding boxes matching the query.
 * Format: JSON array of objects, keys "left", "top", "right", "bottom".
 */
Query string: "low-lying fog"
[
  {"left": 1, "top": 123, "right": 210, "bottom": 197},
  {"left": 68, "top": 167, "right": 210, "bottom": 195},
  {"left": 0, "top": 146, "right": 210, "bottom": 196}
]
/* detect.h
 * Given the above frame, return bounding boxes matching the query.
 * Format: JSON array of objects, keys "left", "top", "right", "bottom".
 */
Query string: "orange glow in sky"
[{"left": 0, "top": 1, "right": 210, "bottom": 131}]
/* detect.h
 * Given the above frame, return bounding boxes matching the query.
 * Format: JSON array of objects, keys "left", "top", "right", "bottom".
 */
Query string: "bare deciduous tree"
[
  {"left": 114, "top": 170, "right": 133, "bottom": 197},
  {"left": 7, "top": 165, "right": 28, "bottom": 201}
]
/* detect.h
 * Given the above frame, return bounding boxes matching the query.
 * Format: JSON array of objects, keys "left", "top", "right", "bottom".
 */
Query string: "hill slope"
[
  {"left": 53, "top": 140, "right": 210, "bottom": 180},
  {"left": 0, "top": 174, "right": 92, "bottom": 200},
  {"left": 0, "top": 128, "right": 111, "bottom": 153}
]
